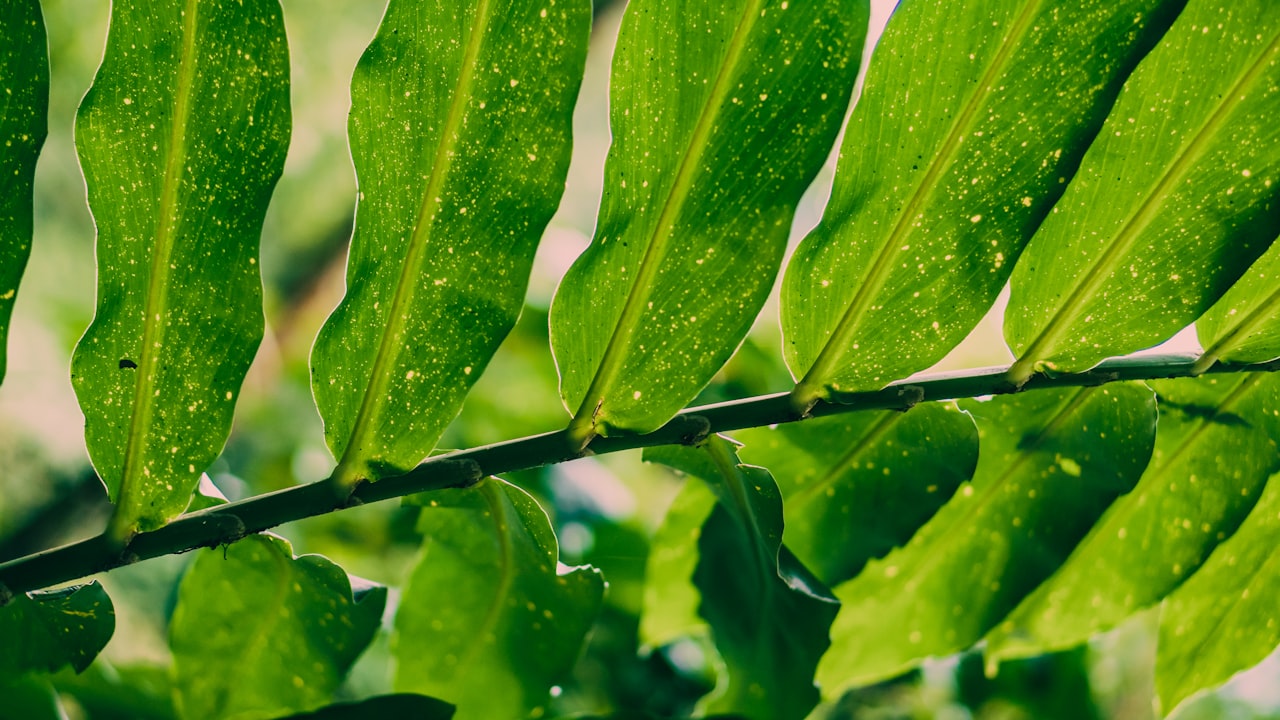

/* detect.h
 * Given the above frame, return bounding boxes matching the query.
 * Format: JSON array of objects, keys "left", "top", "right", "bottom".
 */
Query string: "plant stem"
[{"left": 1, "top": 354, "right": 1276, "bottom": 595}]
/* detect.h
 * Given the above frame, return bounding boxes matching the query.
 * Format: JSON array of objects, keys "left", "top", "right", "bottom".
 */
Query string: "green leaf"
[
  {"left": 0, "top": 581, "right": 114, "bottom": 676},
  {"left": 649, "top": 439, "right": 838, "bottom": 720},
  {"left": 274, "top": 694, "right": 454, "bottom": 720},
  {"left": 1156, "top": 471, "right": 1280, "bottom": 715},
  {"left": 986, "top": 372, "right": 1280, "bottom": 663},
  {"left": 1195, "top": 233, "right": 1280, "bottom": 372},
  {"left": 638, "top": 474, "right": 716, "bottom": 650},
  {"left": 70, "top": 0, "right": 291, "bottom": 537},
  {"left": 311, "top": 0, "right": 590, "bottom": 486},
  {"left": 816, "top": 384, "right": 1157, "bottom": 695},
  {"left": 394, "top": 478, "right": 604, "bottom": 720},
  {"left": 0, "top": 0, "right": 47, "bottom": 385},
  {"left": 735, "top": 403, "right": 978, "bottom": 586},
  {"left": 783, "top": 0, "right": 1185, "bottom": 407},
  {"left": 550, "top": 0, "right": 867, "bottom": 444},
  {"left": 1005, "top": 0, "right": 1280, "bottom": 384},
  {"left": 170, "top": 534, "right": 386, "bottom": 720}
]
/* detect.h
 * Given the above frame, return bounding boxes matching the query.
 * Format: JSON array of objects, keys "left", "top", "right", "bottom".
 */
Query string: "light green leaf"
[
  {"left": 1156, "top": 471, "right": 1280, "bottom": 715},
  {"left": 986, "top": 372, "right": 1280, "bottom": 663},
  {"left": 275, "top": 694, "right": 454, "bottom": 720},
  {"left": 0, "top": 0, "right": 47, "bottom": 385},
  {"left": 170, "top": 534, "right": 386, "bottom": 720},
  {"left": 1005, "top": 0, "right": 1280, "bottom": 384},
  {"left": 735, "top": 403, "right": 978, "bottom": 586},
  {"left": 1195, "top": 233, "right": 1280, "bottom": 372},
  {"left": 638, "top": 474, "right": 716, "bottom": 650},
  {"left": 311, "top": 0, "right": 590, "bottom": 486},
  {"left": 70, "top": 0, "right": 290, "bottom": 537},
  {"left": 783, "top": 0, "right": 1184, "bottom": 407},
  {"left": 0, "top": 581, "right": 114, "bottom": 676},
  {"left": 394, "top": 478, "right": 604, "bottom": 720},
  {"left": 649, "top": 439, "right": 838, "bottom": 720},
  {"left": 550, "top": 0, "right": 867, "bottom": 444},
  {"left": 816, "top": 384, "right": 1157, "bottom": 695}
]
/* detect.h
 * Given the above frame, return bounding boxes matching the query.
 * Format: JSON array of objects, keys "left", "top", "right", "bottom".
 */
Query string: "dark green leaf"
[
  {"left": 0, "top": 676, "right": 64, "bottom": 720},
  {"left": 784, "top": 0, "right": 1185, "bottom": 406},
  {"left": 550, "top": 0, "right": 867, "bottom": 444},
  {"left": 987, "top": 372, "right": 1280, "bottom": 662},
  {"left": 1195, "top": 233, "right": 1280, "bottom": 372},
  {"left": 649, "top": 439, "right": 838, "bottom": 720},
  {"left": 274, "top": 694, "right": 454, "bottom": 720},
  {"left": 0, "top": 0, "right": 47, "bottom": 385},
  {"left": 311, "top": 0, "right": 590, "bottom": 486},
  {"left": 70, "top": 0, "right": 291, "bottom": 536},
  {"left": 1005, "top": 0, "right": 1280, "bottom": 384},
  {"left": 394, "top": 478, "right": 604, "bottom": 720},
  {"left": 735, "top": 403, "right": 978, "bottom": 586},
  {"left": 170, "top": 534, "right": 385, "bottom": 720},
  {"left": 816, "top": 384, "right": 1157, "bottom": 694},
  {"left": 0, "top": 581, "right": 114, "bottom": 676},
  {"left": 1156, "top": 470, "right": 1280, "bottom": 715}
]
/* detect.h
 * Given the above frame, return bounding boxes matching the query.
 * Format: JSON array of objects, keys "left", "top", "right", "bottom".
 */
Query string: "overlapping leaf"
[
  {"left": 1195, "top": 232, "right": 1280, "bottom": 371},
  {"left": 783, "top": 0, "right": 1185, "bottom": 407},
  {"left": 1005, "top": 0, "right": 1280, "bottom": 384},
  {"left": 986, "top": 372, "right": 1280, "bottom": 662},
  {"left": 735, "top": 403, "right": 978, "bottom": 586},
  {"left": 0, "top": 582, "right": 113, "bottom": 676},
  {"left": 1156, "top": 471, "right": 1280, "bottom": 715},
  {"left": 639, "top": 475, "right": 716, "bottom": 649},
  {"left": 0, "top": 0, "right": 47, "bottom": 385},
  {"left": 816, "top": 384, "right": 1157, "bottom": 695},
  {"left": 71, "top": 0, "right": 290, "bottom": 537},
  {"left": 311, "top": 0, "right": 590, "bottom": 486},
  {"left": 550, "top": 0, "right": 867, "bottom": 443},
  {"left": 394, "top": 478, "right": 603, "bottom": 720},
  {"left": 170, "top": 534, "right": 386, "bottom": 720}
]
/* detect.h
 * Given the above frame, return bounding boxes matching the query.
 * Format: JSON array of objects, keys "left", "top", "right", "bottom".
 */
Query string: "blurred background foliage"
[{"left": 1, "top": 0, "right": 1278, "bottom": 718}]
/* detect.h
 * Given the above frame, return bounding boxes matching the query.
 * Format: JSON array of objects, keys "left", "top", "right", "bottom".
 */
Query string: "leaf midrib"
[
  {"left": 567, "top": 0, "right": 763, "bottom": 444},
  {"left": 333, "top": 0, "right": 493, "bottom": 485}
]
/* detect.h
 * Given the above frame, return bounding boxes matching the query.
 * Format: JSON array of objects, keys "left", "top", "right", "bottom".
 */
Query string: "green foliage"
[{"left": 0, "top": 582, "right": 113, "bottom": 676}]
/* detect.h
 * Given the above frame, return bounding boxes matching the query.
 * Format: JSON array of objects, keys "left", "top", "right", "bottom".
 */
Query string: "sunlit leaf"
[
  {"left": 783, "top": 0, "right": 1185, "bottom": 407},
  {"left": 638, "top": 474, "right": 716, "bottom": 650},
  {"left": 1005, "top": 0, "right": 1280, "bottom": 384},
  {"left": 170, "top": 534, "right": 385, "bottom": 720},
  {"left": 816, "top": 384, "right": 1157, "bottom": 695},
  {"left": 1195, "top": 233, "right": 1280, "bottom": 372},
  {"left": 394, "top": 478, "right": 604, "bottom": 720},
  {"left": 1156, "top": 471, "right": 1280, "bottom": 715},
  {"left": 0, "top": 581, "right": 113, "bottom": 676},
  {"left": 0, "top": 0, "right": 47, "bottom": 385},
  {"left": 735, "top": 403, "right": 978, "bottom": 586},
  {"left": 550, "top": 0, "right": 867, "bottom": 444},
  {"left": 987, "top": 373, "right": 1280, "bottom": 663},
  {"left": 70, "top": 0, "right": 290, "bottom": 537},
  {"left": 311, "top": 0, "right": 590, "bottom": 486}
]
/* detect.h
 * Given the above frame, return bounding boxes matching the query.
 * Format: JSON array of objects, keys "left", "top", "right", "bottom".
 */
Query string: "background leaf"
[
  {"left": 311, "top": 0, "right": 590, "bottom": 485},
  {"left": 0, "top": 0, "right": 48, "bottom": 385},
  {"left": 170, "top": 534, "right": 385, "bottom": 720},
  {"left": 783, "top": 0, "right": 1186, "bottom": 406},
  {"left": 816, "top": 383, "right": 1157, "bottom": 695},
  {"left": 394, "top": 478, "right": 604, "bottom": 720},
  {"left": 0, "top": 581, "right": 113, "bottom": 676},
  {"left": 638, "top": 475, "right": 716, "bottom": 650},
  {"left": 275, "top": 694, "right": 454, "bottom": 720},
  {"left": 70, "top": 0, "right": 291, "bottom": 535},
  {"left": 1005, "top": 0, "right": 1280, "bottom": 383},
  {"left": 550, "top": 0, "right": 867, "bottom": 442},
  {"left": 1195, "top": 233, "right": 1280, "bottom": 371}
]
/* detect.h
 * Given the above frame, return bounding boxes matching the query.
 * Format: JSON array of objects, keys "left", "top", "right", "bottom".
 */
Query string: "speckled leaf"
[
  {"left": 986, "top": 373, "right": 1280, "bottom": 663},
  {"left": 550, "top": 0, "right": 866, "bottom": 443},
  {"left": 1005, "top": 0, "right": 1280, "bottom": 384},
  {"left": 1155, "top": 471, "right": 1280, "bottom": 715},
  {"left": 735, "top": 403, "right": 978, "bottom": 586},
  {"left": 311, "top": 0, "right": 589, "bottom": 486},
  {"left": 649, "top": 440, "right": 838, "bottom": 720},
  {"left": 394, "top": 478, "right": 604, "bottom": 720},
  {"left": 638, "top": 472, "right": 716, "bottom": 649},
  {"left": 816, "top": 384, "right": 1157, "bottom": 695},
  {"left": 70, "top": 0, "right": 290, "bottom": 537},
  {"left": 0, "top": 0, "right": 47, "bottom": 385},
  {"left": 0, "top": 582, "right": 113, "bottom": 675},
  {"left": 170, "top": 534, "right": 386, "bottom": 720},
  {"left": 783, "top": 0, "right": 1185, "bottom": 407},
  {"left": 1195, "top": 232, "right": 1280, "bottom": 371},
  {"left": 276, "top": 695, "right": 454, "bottom": 720}
]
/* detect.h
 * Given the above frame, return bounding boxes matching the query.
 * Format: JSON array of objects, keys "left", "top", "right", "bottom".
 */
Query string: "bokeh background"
[{"left": 1, "top": 1, "right": 1277, "bottom": 718}]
